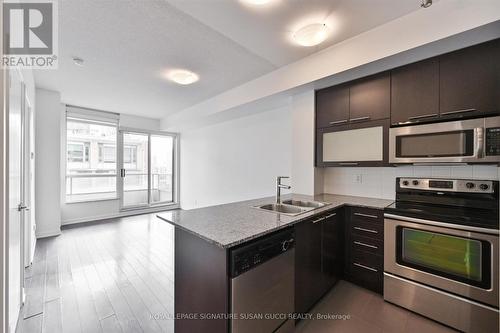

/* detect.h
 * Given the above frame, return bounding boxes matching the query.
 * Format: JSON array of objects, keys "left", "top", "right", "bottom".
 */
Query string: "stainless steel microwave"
[{"left": 389, "top": 116, "right": 500, "bottom": 164}]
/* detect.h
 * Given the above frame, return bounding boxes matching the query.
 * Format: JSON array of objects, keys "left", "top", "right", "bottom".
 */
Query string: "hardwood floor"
[
  {"left": 16, "top": 213, "right": 175, "bottom": 333},
  {"left": 16, "top": 212, "right": 456, "bottom": 333}
]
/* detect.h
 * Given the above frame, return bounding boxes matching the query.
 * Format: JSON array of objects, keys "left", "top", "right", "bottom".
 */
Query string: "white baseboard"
[
  {"left": 35, "top": 228, "right": 61, "bottom": 239},
  {"left": 61, "top": 204, "right": 179, "bottom": 226}
]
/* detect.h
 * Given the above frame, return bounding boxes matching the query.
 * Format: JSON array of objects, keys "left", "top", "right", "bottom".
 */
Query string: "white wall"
[
  {"left": 34, "top": 89, "right": 62, "bottom": 237},
  {"left": 323, "top": 166, "right": 500, "bottom": 200},
  {"left": 180, "top": 106, "right": 292, "bottom": 210}
]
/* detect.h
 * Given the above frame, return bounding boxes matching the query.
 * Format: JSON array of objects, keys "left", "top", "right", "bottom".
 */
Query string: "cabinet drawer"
[
  {"left": 350, "top": 217, "right": 383, "bottom": 239},
  {"left": 351, "top": 234, "right": 383, "bottom": 256},
  {"left": 347, "top": 249, "right": 383, "bottom": 294},
  {"left": 350, "top": 207, "right": 383, "bottom": 224}
]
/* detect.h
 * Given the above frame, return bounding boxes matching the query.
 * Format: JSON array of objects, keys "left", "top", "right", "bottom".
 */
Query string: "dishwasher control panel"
[{"left": 230, "top": 228, "right": 295, "bottom": 278}]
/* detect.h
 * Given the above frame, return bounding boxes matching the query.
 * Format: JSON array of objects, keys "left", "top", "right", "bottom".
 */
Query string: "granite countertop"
[{"left": 156, "top": 194, "right": 394, "bottom": 249}]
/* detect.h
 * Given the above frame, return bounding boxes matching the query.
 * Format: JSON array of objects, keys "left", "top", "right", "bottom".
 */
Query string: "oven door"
[
  {"left": 385, "top": 217, "right": 498, "bottom": 307},
  {"left": 389, "top": 117, "right": 485, "bottom": 164}
]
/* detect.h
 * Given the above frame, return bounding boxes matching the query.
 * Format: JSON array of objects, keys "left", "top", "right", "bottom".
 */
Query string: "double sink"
[{"left": 254, "top": 199, "right": 330, "bottom": 216}]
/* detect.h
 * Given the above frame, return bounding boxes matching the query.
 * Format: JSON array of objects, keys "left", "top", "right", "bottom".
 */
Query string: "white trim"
[
  {"left": 61, "top": 203, "right": 179, "bottom": 226},
  {"left": 35, "top": 229, "right": 61, "bottom": 239}
]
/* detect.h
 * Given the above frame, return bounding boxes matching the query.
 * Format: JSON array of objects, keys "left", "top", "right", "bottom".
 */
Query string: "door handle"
[
  {"left": 475, "top": 127, "right": 484, "bottom": 158},
  {"left": 354, "top": 241, "right": 378, "bottom": 249},
  {"left": 17, "top": 204, "right": 28, "bottom": 211},
  {"left": 312, "top": 217, "right": 325, "bottom": 224},
  {"left": 408, "top": 113, "right": 438, "bottom": 120},
  {"left": 329, "top": 119, "right": 348, "bottom": 126},
  {"left": 441, "top": 108, "right": 476, "bottom": 116},
  {"left": 349, "top": 116, "right": 370, "bottom": 123},
  {"left": 354, "top": 212, "right": 378, "bottom": 219},
  {"left": 353, "top": 226, "right": 378, "bottom": 234},
  {"left": 353, "top": 262, "right": 378, "bottom": 272}
]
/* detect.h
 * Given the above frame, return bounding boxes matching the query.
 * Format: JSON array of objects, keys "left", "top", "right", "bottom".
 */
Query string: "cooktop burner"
[{"left": 385, "top": 177, "right": 500, "bottom": 230}]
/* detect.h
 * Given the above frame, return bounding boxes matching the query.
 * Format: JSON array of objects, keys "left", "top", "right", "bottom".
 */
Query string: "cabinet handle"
[
  {"left": 339, "top": 162, "right": 358, "bottom": 166},
  {"left": 324, "top": 213, "right": 337, "bottom": 219},
  {"left": 329, "top": 119, "right": 348, "bottom": 125},
  {"left": 353, "top": 226, "right": 378, "bottom": 234},
  {"left": 354, "top": 241, "right": 378, "bottom": 249},
  {"left": 349, "top": 116, "right": 370, "bottom": 123},
  {"left": 312, "top": 217, "right": 325, "bottom": 224},
  {"left": 354, "top": 212, "right": 378, "bottom": 219},
  {"left": 353, "top": 262, "right": 378, "bottom": 272},
  {"left": 441, "top": 108, "right": 476, "bottom": 116},
  {"left": 408, "top": 113, "right": 438, "bottom": 120}
]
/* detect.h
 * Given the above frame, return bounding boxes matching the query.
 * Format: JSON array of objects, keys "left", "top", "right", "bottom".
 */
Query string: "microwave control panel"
[{"left": 486, "top": 127, "right": 500, "bottom": 156}]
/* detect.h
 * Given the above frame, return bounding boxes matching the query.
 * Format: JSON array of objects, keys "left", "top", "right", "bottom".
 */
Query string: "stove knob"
[
  {"left": 412, "top": 180, "right": 419, "bottom": 186},
  {"left": 402, "top": 180, "right": 409, "bottom": 186},
  {"left": 480, "top": 184, "right": 490, "bottom": 191},
  {"left": 466, "top": 182, "right": 475, "bottom": 189}
]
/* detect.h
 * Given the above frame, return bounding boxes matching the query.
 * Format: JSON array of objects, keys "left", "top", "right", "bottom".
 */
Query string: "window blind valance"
[{"left": 66, "top": 105, "right": 120, "bottom": 125}]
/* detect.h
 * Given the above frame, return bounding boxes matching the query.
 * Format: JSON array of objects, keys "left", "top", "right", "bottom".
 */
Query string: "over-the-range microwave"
[{"left": 389, "top": 116, "right": 500, "bottom": 164}]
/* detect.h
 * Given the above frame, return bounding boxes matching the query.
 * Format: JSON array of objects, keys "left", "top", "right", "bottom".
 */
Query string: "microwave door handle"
[{"left": 475, "top": 127, "right": 484, "bottom": 158}]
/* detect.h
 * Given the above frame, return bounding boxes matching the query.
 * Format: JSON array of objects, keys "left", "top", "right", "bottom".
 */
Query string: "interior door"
[
  {"left": 120, "top": 131, "right": 150, "bottom": 209},
  {"left": 23, "top": 95, "right": 34, "bottom": 267},
  {"left": 8, "top": 69, "right": 24, "bottom": 331}
]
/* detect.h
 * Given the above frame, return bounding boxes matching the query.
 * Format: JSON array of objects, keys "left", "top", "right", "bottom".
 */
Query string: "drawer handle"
[
  {"left": 324, "top": 213, "right": 337, "bottom": 219},
  {"left": 349, "top": 116, "right": 370, "bottom": 123},
  {"left": 408, "top": 113, "right": 438, "bottom": 120},
  {"left": 353, "top": 262, "right": 378, "bottom": 272},
  {"left": 329, "top": 119, "right": 348, "bottom": 125},
  {"left": 353, "top": 226, "right": 378, "bottom": 234},
  {"left": 354, "top": 212, "right": 378, "bottom": 219},
  {"left": 354, "top": 241, "right": 378, "bottom": 249},
  {"left": 441, "top": 108, "right": 476, "bottom": 116},
  {"left": 312, "top": 217, "right": 325, "bottom": 224}
]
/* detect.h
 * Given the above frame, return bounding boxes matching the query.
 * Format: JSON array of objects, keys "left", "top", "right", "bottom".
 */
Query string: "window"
[
  {"left": 66, "top": 112, "right": 118, "bottom": 202},
  {"left": 67, "top": 141, "right": 90, "bottom": 163},
  {"left": 123, "top": 145, "right": 137, "bottom": 165}
]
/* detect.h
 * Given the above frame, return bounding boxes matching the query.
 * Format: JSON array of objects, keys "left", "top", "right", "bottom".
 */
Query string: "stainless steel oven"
[
  {"left": 389, "top": 116, "right": 500, "bottom": 164},
  {"left": 383, "top": 177, "right": 500, "bottom": 333}
]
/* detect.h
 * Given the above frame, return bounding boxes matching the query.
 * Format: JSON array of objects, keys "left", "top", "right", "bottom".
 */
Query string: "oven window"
[
  {"left": 396, "top": 228, "right": 491, "bottom": 289},
  {"left": 396, "top": 130, "right": 474, "bottom": 158}
]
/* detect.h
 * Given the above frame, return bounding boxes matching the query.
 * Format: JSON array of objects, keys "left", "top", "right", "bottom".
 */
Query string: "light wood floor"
[
  {"left": 15, "top": 212, "right": 457, "bottom": 333},
  {"left": 16, "top": 213, "right": 175, "bottom": 333}
]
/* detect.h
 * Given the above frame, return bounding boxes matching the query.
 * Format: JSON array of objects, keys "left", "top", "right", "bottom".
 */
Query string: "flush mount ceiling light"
[
  {"left": 293, "top": 23, "right": 329, "bottom": 47},
  {"left": 72, "top": 56, "right": 84, "bottom": 66},
  {"left": 240, "top": 0, "right": 272, "bottom": 5},
  {"left": 166, "top": 69, "right": 199, "bottom": 85}
]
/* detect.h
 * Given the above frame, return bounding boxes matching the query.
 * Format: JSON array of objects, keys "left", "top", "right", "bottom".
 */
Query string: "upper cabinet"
[
  {"left": 316, "top": 84, "right": 349, "bottom": 128},
  {"left": 349, "top": 72, "right": 391, "bottom": 122},
  {"left": 391, "top": 58, "right": 439, "bottom": 125},
  {"left": 439, "top": 40, "right": 500, "bottom": 118}
]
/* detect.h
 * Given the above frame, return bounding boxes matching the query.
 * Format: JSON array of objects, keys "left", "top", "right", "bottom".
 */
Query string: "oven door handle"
[
  {"left": 474, "top": 127, "right": 484, "bottom": 158},
  {"left": 384, "top": 213, "right": 500, "bottom": 235}
]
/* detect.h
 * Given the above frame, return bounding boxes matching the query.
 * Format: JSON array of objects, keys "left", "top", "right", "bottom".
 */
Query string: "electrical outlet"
[{"left": 353, "top": 174, "right": 363, "bottom": 184}]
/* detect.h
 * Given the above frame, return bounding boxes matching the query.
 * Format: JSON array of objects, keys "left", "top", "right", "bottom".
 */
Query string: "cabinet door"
[
  {"left": 316, "top": 84, "right": 350, "bottom": 128},
  {"left": 349, "top": 72, "right": 391, "bottom": 122},
  {"left": 295, "top": 217, "right": 323, "bottom": 314},
  {"left": 391, "top": 58, "right": 439, "bottom": 125},
  {"left": 321, "top": 210, "right": 343, "bottom": 291},
  {"left": 440, "top": 39, "right": 500, "bottom": 118}
]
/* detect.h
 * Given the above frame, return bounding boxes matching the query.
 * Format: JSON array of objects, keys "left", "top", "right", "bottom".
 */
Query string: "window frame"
[{"left": 65, "top": 116, "right": 119, "bottom": 203}]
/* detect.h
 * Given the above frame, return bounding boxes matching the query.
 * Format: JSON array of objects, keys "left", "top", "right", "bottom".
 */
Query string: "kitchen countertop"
[{"left": 157, "top": 194, "right": 394, "bottom": 249}]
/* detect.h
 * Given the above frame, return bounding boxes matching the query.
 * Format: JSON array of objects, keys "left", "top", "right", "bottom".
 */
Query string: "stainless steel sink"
[
  {"left": 281, "top": 199, "right": 328, "bottom": 208},
  {"left": 253, "top": 200, "right": 330, "bottom": 216},
  {"left": 253, "top": 203, "right": 311, "bottom": 216}
]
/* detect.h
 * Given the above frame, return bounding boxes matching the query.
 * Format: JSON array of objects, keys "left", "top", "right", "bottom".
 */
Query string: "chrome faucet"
[{"left": 276, "top": 176, "right": 291, "bottom": 204}]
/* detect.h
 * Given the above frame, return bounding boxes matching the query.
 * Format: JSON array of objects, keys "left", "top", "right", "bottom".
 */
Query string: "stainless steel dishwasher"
[{"left": 230, "top": 228, "right": 295, "bottom": 333}]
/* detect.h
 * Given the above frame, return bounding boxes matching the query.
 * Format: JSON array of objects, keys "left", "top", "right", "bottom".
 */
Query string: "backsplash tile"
[{"left": 323, "top": 165, "right": 500, "bottom": 200}]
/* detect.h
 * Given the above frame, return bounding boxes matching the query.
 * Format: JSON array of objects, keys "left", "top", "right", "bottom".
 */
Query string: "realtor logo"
[{"left": 2, "top": 0, "right": 58, "bottom": 68}]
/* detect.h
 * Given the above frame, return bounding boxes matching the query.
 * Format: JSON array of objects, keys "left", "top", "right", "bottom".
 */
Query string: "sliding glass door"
[{"left": 119, "top": 130, "right": 176, "bottom": 210}]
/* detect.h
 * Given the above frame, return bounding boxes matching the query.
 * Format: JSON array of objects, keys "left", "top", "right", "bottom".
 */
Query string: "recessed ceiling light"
[
  {"left": 166, "top": 69, "right": 199, "bottom": 85},
  {"left": 240, "top": 0, "right": 272, "bottom": 5},
  {"left": 72, "top": 57, "right": 84, "bottom": 66},
  {"left": 293, "top": 23, "right": 329, "bottom": 47}
]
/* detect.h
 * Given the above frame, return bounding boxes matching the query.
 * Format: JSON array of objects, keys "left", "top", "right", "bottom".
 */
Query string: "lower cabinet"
[
  {"left": 295, "top": 209, "right": 343, "bottom": 314},
  {"left": 344, "top": 207, "right": 384, "bottom": 294}
]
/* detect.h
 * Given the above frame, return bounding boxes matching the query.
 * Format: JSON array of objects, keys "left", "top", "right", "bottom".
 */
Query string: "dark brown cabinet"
[
  {"left": 440, "top": 39, "right": 500, "bottom": 119},
  {"left": 316, "top": 84, "right": 350, "bottom": 128},
  {"left": 349, "top": 72, "right": 391, "bottom": 122},
  {"left": 295, "top": 209, "right": 342, "bottom": 315},
  {"left": 391, "top": 58, "right": 440, "bottom": 125},
  {"left": 344, "top": 207, "right": 384, "bottom": 294}
]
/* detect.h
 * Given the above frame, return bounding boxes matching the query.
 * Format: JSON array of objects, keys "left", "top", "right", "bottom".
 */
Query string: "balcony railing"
[{"left": 66, "top": 173, "right": 172, "bottom": 202}]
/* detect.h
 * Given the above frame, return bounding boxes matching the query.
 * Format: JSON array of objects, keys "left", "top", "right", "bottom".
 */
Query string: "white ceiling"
[{"left": 34, "top": 0, "right": 422, "bottom": 119}]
